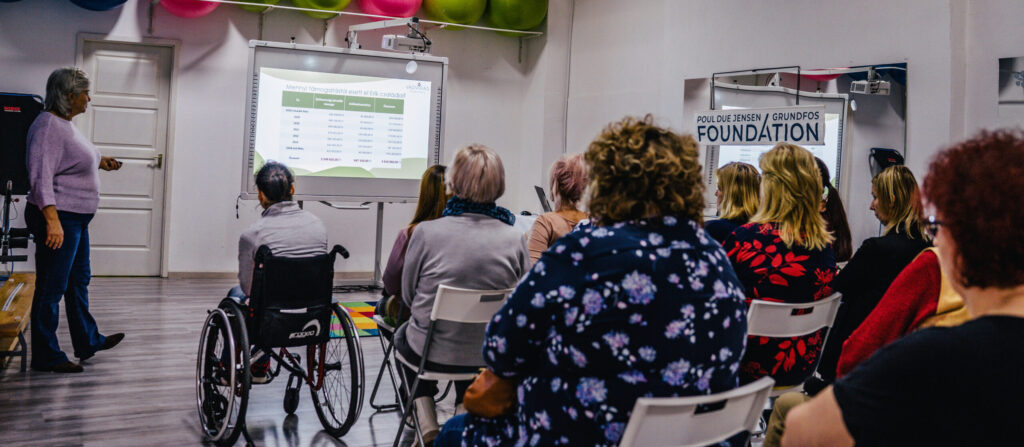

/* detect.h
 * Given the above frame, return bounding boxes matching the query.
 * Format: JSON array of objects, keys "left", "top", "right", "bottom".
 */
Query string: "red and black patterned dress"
[{"left": 723, "top": 222, "right": 838, "bottom": 386}]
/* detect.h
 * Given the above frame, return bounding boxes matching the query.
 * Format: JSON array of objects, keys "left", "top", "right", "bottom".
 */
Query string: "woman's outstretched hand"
[{"left": 99, "top": 156, "right": 123, "bottom": 171}]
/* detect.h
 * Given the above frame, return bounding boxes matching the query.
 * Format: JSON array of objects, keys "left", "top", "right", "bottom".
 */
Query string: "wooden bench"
[{"left": 0, "top": 273, "right": 34, "bottom": 372}]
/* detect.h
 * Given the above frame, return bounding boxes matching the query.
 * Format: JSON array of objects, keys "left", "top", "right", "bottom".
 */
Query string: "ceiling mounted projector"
[
  {"left": 851, "top": 67, "right": 891, "bottom": 95},
  {"left": 850, "top": 79, "right": 891, "bottom": 95}
]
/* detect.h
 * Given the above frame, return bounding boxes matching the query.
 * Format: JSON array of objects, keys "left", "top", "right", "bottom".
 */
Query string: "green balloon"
[
  {"left": 423, "top": 0, "right": 486, "bottom": 27},
  {"left": 239, "top": 0, "right": 280, "bottom": 13},
  {"left": 485, "top": 0, "right": 547, "bottom": 31},
  {"left": 292, "top": 0, "right": 352, "bottom": 19}
]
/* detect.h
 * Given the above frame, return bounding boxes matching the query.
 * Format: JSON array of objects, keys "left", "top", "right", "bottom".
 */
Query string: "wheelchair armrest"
[{"left": 331, "top": 244, "right": 350, "bottom": 259}]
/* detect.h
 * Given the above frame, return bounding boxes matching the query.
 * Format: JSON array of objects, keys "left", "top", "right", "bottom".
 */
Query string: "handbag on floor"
[{"left": 463, "top": 368, "right": 516, "bottom": 418}]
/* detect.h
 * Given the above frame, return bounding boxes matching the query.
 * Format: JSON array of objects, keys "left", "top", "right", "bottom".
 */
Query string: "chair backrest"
[
  {"left": 248, "top": 244, "right": 347, "bottom": 347},
  {"left": 619, "top": 376, "right": 775, "bottom": 447},
  {"left": 746, "top": 292, "right": 842, "bottom": 338},
  {"left": 429, "top": 285, "right": 514, "bottom": 323}
]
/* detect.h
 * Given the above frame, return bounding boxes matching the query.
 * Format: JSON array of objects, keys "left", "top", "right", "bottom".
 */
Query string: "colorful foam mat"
[{"left": 331, "top": 301, "right": 379, "bottom": 337}]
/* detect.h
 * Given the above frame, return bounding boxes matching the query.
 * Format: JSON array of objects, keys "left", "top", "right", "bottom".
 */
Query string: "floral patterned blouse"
[
  {"left": 457, "top": 217, "right": 750, "bottom": 447},
  {"left": 723, "top": 222, "right": 838, "bottom": 386}
]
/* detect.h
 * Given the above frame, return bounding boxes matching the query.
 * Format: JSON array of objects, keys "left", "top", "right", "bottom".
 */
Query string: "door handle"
[{"left": 149, "top": 154, "right": 163, "bottom": 169}]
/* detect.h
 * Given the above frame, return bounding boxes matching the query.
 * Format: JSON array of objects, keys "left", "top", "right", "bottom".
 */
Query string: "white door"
[{"left": 77, "top": 41, "right": 173, "bottom": 276}]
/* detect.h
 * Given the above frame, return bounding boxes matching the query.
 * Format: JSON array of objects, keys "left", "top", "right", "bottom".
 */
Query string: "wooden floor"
[{"left": 0, "top": 278, "right": 455, "bottom": 447}]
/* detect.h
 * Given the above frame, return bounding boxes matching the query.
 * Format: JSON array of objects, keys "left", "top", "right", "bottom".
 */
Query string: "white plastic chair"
[
  {"left": 391, "top": 285, "right": 513, "bottom": 447},
  {"left": 619, "top": 376, "right": 775, "bottom": 447},
  {"left": 746, "top": 292, "right": 842, "bottom": 396}
]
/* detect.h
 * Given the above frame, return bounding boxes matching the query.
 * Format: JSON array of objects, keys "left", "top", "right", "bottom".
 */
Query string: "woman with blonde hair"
[
  {"left": 438, "top": 115, "right": 749, "bottom": 446},
  {"left": 724, "top": 143, "right": 838, "bottom": 386},
  {"left": 527, "top": 153, "right": 589, "bottom": 263},
  {"left": 706, "top": 162, "right": 761, "bottom": 243},
  {"left": 812, "top": 165, "right": 931, "bottom": 385}
]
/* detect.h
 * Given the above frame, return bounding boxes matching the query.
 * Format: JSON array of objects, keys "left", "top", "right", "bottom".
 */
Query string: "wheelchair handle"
[{"left": 331, "top": 244, "right": 350, "bottom": 259}]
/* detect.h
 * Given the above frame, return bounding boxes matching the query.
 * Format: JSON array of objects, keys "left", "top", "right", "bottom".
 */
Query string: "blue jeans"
[
  {"left": 224, "top": 286, "right": 271, "bottom": 370},
  {"left": 227, "top": 285, "right": 247, "bottom": 302},
  {"left": 26, "top": 205, "right": 105, "bottom": 368},
  {"left": 435, "top": 413, "right": 468, "bottom": 447}
]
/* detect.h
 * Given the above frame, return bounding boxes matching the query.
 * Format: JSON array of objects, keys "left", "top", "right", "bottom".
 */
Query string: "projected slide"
[
  {"left": 253, "top": 67, "right": 432, "bottom": 179},
  {"left": 717, "top": 112, "right": 842, "bottom": 185}
]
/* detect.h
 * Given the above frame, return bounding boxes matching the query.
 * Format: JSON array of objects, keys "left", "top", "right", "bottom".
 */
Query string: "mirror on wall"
[
  {"left": 681, "top": 64, "right": 908, "bottom": 249},
  {"left": 999, "top": 57, "right": 1024, "bottom": 128}
]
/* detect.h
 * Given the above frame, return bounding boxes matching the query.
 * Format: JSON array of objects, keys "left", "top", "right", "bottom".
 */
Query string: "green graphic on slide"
[
  {"left": 256, "top": 153, "right": 427, "bottom": 180},
  {"left": 258, "top": 67, "right": 426, "bottom": 181},
  {"left": 375, "top": 98, "right": 404, "bottom": 114},
  {"left": 253, "top": 151, "right": 266, "bottom": 174},
  {"left": 302, "top": 157, "right": 427, "bottom": 179},
  {"left": 314, "top": 94, "right": 346, "bottom": 110},
  {"left": 282, "top": 91, "right": 315, "bottom": 108},
  {"left": 282, "top": 91, "right": 404, "bottom": 114}
]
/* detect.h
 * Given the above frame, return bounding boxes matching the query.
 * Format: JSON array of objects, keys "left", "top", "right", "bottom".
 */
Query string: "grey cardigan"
[
  {"left": 400, "top": 213, "right": 530, "bottom": 366},
  {"left": 238, "top": 201, "right": 328, "bottom": 297}
]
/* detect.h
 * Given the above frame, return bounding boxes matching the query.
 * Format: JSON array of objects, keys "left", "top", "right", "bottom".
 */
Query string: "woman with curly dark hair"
[
  {"left": 435, "top": 115, "right": 750, "bottom": 446},
  {"left": 785, "top": 130, "right": 1024, "bottom": 446}
]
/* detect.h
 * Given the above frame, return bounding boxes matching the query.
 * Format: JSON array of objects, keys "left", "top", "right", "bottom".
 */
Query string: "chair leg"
[
  {"left": 370, "top": 335, "right": 400, "bottom": 412},
  {"left": 393, "top": 372, "right": 425, "bottom": 447},
  {"left": 18, "top": 331, "right": 27, "bottom": 373}
]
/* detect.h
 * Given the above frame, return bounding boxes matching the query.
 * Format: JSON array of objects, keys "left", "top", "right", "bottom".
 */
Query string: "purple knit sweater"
[{"left": 26, "top": 112, "right": 100, "bottom": 214}]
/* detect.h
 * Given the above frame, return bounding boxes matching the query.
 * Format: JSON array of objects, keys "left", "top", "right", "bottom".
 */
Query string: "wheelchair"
[{"left": 196, "top": 244, "right": 365, "bottom": 446}]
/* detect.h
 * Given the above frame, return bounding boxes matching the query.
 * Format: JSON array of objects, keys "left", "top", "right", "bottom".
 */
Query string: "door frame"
[{"left": 76, "top": 33, "right": 181, "bottom": 277}]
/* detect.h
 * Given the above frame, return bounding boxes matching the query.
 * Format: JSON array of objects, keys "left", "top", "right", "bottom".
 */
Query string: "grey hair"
[
  {"left": 44, "top": 67, "right": 90, "bottom": 117},
  {"left": 446, "top": 143, "right": 505, "bottom": 203}
]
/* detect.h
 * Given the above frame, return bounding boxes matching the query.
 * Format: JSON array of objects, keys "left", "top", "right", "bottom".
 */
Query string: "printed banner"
[{"left": 695, "top": 105, "right": 825, "bottom": 145}]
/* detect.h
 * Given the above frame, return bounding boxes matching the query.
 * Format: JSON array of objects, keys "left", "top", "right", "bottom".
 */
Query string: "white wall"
[
  {"left": 964, "top": 0, "right": 1024, "bottom": 133},
  {"left": 565, "top": 0, "right": 964, "bottom": 250},
  {"left": 0, "top": 0, "right": 571, "bottom": 275},
  {"left": 4, "top": 0, "right": 1020, "bottom": 275}
]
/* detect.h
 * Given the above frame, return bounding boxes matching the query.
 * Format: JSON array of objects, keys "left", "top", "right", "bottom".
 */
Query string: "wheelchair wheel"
[
  {"left": 195, "top": 304, "right": 251, "bottom": 447},
  {"left": 309, "top": 303, "right": 365, "bottom": 437}
]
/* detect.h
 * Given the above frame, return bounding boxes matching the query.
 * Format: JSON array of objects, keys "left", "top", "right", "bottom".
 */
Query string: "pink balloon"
[
  {"left": 160, "top": 0, "right": 219, "bottom": 18},
  {"left": 357, "top": 0, "right": 422, "bottom": 18},
  {"left": 802, "top": 73, "right": 843, "bottom": 82}
]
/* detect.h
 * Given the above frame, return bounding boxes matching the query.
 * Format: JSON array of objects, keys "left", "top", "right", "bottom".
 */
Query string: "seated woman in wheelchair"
[
  {"left": 230, "top": 161, "right": 328, "bottom": 382},
  {"left": 395, "top": 144, "right": 530, "bottom": 444}
]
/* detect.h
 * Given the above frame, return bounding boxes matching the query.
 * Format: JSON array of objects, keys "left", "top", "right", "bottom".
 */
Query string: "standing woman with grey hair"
[{"left": 24, "top": 67, "right": 124, "bottom": 373}]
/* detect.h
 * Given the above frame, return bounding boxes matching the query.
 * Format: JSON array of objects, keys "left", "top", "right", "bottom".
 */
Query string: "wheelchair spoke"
[{"left": 309, "top": 304, "right": 364, "bottom": 437}]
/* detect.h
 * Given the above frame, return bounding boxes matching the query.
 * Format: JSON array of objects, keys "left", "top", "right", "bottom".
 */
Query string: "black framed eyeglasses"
[{"left": 925, "top": 215, "right": 942, "bottom": 238}]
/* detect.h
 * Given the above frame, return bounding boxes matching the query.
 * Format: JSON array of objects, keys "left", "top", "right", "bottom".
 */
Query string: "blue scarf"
[{"left": 442, "top": 196, "right": 515, "bottom": 226}]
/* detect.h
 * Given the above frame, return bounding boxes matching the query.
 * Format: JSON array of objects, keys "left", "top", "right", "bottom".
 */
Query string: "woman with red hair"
[
  {"left": 527, "top": 153, "right": 589, "bottom": 264},
  {"left": 785, "top": 130, "right": 1024, "bottom": 446}
]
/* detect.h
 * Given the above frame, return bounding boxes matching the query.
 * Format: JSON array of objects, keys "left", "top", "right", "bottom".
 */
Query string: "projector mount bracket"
[{"left": 347, "top": 17, "right": 431, "bottom": 54}]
